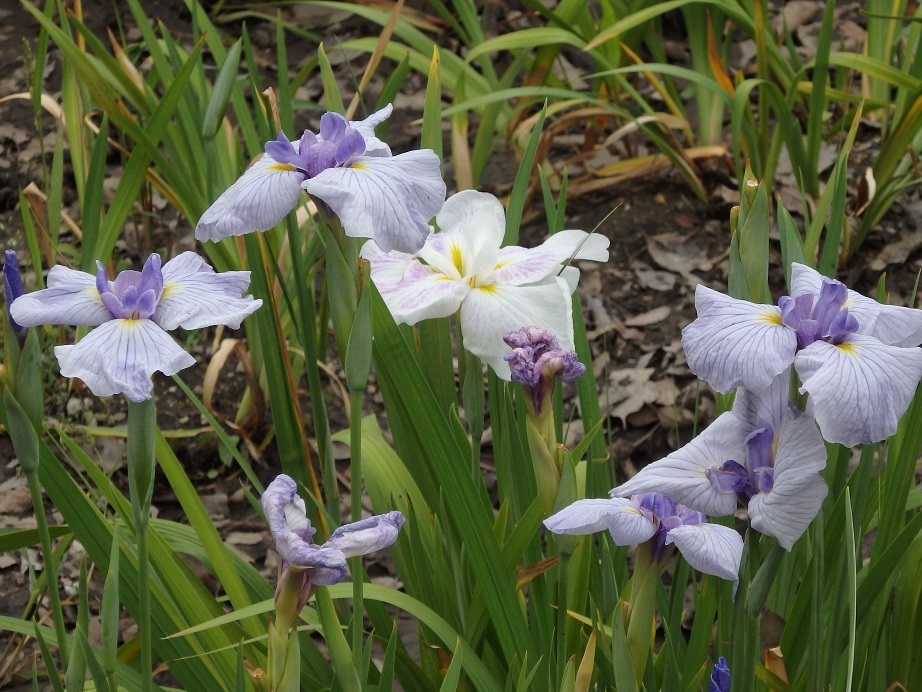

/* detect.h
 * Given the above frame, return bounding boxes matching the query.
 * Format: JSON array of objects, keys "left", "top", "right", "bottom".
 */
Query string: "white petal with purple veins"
[
  {"left": 612, "top": 412, "right": 748, "bottom": 517},
  {"left": 731, "top": 368, "right": 792, "bottom": 433},
  {"left": 682, "top": 285, "right": 797, "bottom": 392},
  {"left": 11, "top": 265, "right": 112, "bottom": 327},
  {"left": 324, "top": 511, "right": 405, "bottom": 558},
  {"left": 459, "top": 277, "right": 574, "bottom": 379},
  {"left": 352, "top": 104, "right": 393, "bottom": 157},
  {"left": 362, "top": 242, "right": 468, "bottom": 324},
  {"left": 195, "top": 155, "right": 306, "bottom": 242},
  {"left": 54, "top": 319, "right": 195, "bottom": 402},
  {"left": 545, "top": 498, "right": 657, "bottom": 545},
  {"left": 666, "top": 523, "right": 742, "bottom": 582},
  {"left": 492, "top": 231, "right": 610, "bottom": 286},
  {"left": 303, "top": 150, "right": 446, "bottom": 254},
  {"left": 795, "top": 335, "right": 922, "bottom": 446},
  {"left": 154, "top": 252, "right": 262, "bottom": 330}
]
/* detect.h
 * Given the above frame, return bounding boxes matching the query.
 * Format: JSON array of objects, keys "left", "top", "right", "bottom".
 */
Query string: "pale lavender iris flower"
[
  {"left": 682, "top": 262, "right": 922, "bottom": 446},
  {"left": 363, "top": 190, "right": 609, "bottom": 378},
  {"left": 504, "top": 326, "right": 585, "bottom": 413},
  {"left": 261, "top": 474, "right": 404, "bottom": 608},
  {"left": 613, "top": 371, "right": 828, "bottom": 550},
  {"left": 544, "top": 491, "right": 742, "bottom": 583},
  {"left": 9, "top": 252, "right": 262, "bottom": 402},
  {"left": 195, "top": 105, "right": 446, "bottom": 253},
  {"left": 3, "top": 249, "right": 25, "bottom": 338}
]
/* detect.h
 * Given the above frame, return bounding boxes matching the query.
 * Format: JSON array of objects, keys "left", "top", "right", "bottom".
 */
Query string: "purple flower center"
[
  {"left": 96, "top": 255, "right": 163, "bottom": 320},
  {"left": 706, "top": 425, "right": 775, "bottom": 501},
  {"left": 779, "top": 277, "right": 859, "bottom": 349},
  {"left": 264, "top": 112, "right": 368, "bottom": 179},
  {"left": 637, "top": 492, "right": 706, "bottom": 561}
]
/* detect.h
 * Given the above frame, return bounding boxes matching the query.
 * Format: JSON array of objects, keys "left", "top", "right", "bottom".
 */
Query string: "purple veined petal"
[
  {"left": 747, "top": 409, "right": 827, "bottom": 549},
  {"left": 153, "top": 252, "right": 262, "bottom": 331},
  {"left": 362, "top": 241, "right": 469, "bottom": 324},
  {"left": 795, "top": 335, "right": 922, "bottom": 447},
  {"left": 459, "top": 277, "right": 574, "bottom": 379},
  {"left": 544, "top": 498, "right": 648, "bottom": 537},
  {"left": 324, "top": 511, "right": 405, "bottom": 558},
  {"left": 665, "top": 523, "right": 743, "bottom": 582},
  {"left": 286, "top": 545, "right": 349, "bottom": 586},
  {"left": 731, "top": 369, "right": 792, "bottom": 433},
  {"left": 303, "top": 150, "right": 446, "bottom": 254},
  {"left": 682, "top": 285, "right": 798, "bottom": 393},
  {"left": 53, "top": 319, "right": 195, "bottom": 401},
  {"left": 352, "top": 104, "right": 393, "bottom": 157},
  {"left": 435, "top": 189, "right": 506, "bottom": 241},
  {"left": 10, "top": 265, "right": 113, "bottom": 327},
  {"left": 195, "top": 155, "right": 307, "bottom": 242},
  {"left": 612, "top": 412, "right": 749, "bottom": 517},
  {"left": 261, "top": 474, "right": 316, "bottom": 549},
  {"left": 492, "top": 231, "right": 610, "bottom": 287}
]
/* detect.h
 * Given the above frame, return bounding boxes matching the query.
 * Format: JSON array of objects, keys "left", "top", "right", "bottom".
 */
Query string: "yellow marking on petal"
[
  {"left": 836, "top": 341, "right": 860, "bottom": 356},
  {"left": 118, "top": 318, "right": 142, "bottom": 331},
  {"left": 160, "top": 282, "right": 180, "bottom": 300},
  {"left": 759, "top": 310, "right": 783, "bottom": 326},
  {"left": 350, "top": 161, "right": 369, "bottom": 172},
  {"left": 85, "top": 287, "right": 102, "bottom": 302},
  {"left": 493, "top": 260, "right": 507, "bottom": 270},
  {"left": 475, "top": 283, "right": 498, "bottom": 294},
  {"left": 450, "top": 244, "right": 463, "bottom": 274},
  {"left": 268, "top": 163, "right": 297, "bottom": 172}
]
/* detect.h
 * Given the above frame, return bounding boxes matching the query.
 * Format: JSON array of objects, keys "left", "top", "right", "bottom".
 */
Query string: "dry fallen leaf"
[
  {"left": 606, "top": 367, "right": 679, "bottom": 427},
  {"left": 624, "top": 305, "right": 671, "bottom": 327}
]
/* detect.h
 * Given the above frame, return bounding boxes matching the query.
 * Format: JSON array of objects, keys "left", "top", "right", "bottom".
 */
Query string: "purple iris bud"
[
  {"left": 503, "top": 326, "right": 586, "bottom": 413},
  {"left": 709, "top": 656, "right": 731, "bottom": 692},
  {"left": 261, "top": 474, "right": 404, "bottom": 611},
  {"left": 3, "top": 249, "right": 25, "bottom": 338},
  {"left": 9, "top": 252, "right": 261, "bottom": 401}
]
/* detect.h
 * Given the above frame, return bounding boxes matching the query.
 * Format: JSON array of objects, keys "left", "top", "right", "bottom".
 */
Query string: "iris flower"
[
  {"left": 504, "top": 326, "right": 585, "bottom": 414},
  {"left": 613, "top": 371, "right": 828, "bottom": 550},
  {"left": 544, "top": 491, "right": 743, "bottom": 582},
  {"left": 262, "top": 474, "right": 404, "bottom": 610},
  {"left": 682, "top": 262, "right": 922, "bottom": 446},
  {"left": 362, "top": 190, "right": 609, "bottom": 378},
  {"left": 195, "top": 105, "right": 446, "bottom": 253},
  {"left": 9, "top": 252, "right": 262, "bottom": 402}
]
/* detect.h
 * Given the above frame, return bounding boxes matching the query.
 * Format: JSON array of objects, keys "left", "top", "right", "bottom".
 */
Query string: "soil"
[{"left": 2, "top": 0, "right": 922, "bottom": 688}]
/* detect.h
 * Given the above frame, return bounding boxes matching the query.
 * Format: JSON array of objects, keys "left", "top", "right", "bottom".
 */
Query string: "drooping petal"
[
  {"left": 286, "top": 545, "right": 349, "bottom": 586},
  {"left": 747, "top": 408, "right": 827, "bottom": 549},
  {"left": 303, "top": 150, "right": 446, "bottom": 254},
  {"left": 789, "top": 262, "right": 922, "bottom": 347},
  {"left": 195, "top": 155, "right": 306, "bottom": 242},
  {"left": 10, "top": 265, "right": 112, "bottom": 327},
  {"left": 460, "top": 277, "right": 574, "bottom": 378},
  {"left": 666, "top": 523, "right": 743, "bottom": 582},
  {"left": 545, "top": 498, "right": 657, "bottom": 545},
  {"left": 324, "top": 511, "right": 405, "bottom": 558},
  {"left": 612, "top": 412, "right": 749, "bottom": 517},
  {"left": 53, "top": 319, "right": 195, "bottom": 401},
  {"left": 362, "top": 242, "right": 469, "bottom": 324},
  {"left": 492, "top": 231, "right": 610, "bottom": 286},
  {"left": 153, "top": 252, "right": 262, "bottom": 330},
  {"left": 682, "top": 285, "right": 797, "bottom": 392},
  {"left": 795, "top": 335, "right": 922, "bottom": 446}
]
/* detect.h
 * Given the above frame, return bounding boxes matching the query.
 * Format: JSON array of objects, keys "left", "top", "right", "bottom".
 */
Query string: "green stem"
[
  {"left": 25, "top": 469, "right": 68, "bottom": 663},
  {"left": 349, "top": 390, "right": 364, "bottom": 665},
  {"left": 556, "top": 551, "right": 569, "bottom": 678},
  {"left": 127, "top": 398, "right": 156, "bottom": 692}
]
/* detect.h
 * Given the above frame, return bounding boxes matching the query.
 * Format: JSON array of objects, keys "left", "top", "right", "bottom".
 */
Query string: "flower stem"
[
  {"left": 127, "top": 398, "right": 156, "bottom": 692},
  {"left": 349, "top": 389, "right": 365, "bottom": 665}
]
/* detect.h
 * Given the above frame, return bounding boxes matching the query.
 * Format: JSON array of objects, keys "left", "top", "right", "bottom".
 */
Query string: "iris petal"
[
  {"left": 153, "top": 252, "right": 262, "bottom": 330},
  {"left": 195, "top": 155, "right": 306, "bottom": 242},
  {"left": 361, "top": 242, "right": 468, "bottom": 324},
  {"left": 10, "top": 265, "right": 112, "bottom": 327},
  {"left": 544, "top": 498, "right": 657, "bottom": 545},
  {"left": 303, "top": 150, "right": 446, "bottom": 254},
  {"left": 795, "top": 335, "right": 922, "bottom": 446},
  {"left": 459, "top": 277, "right": 574, "bottom": 379},
  {"left": 492, "top": 231, "right": 610, "bottom": 286},
  {"left": 53, "top": 319, "right": 195, "bottom": 402},
  {"left": 682, "top": 286, "right": 797, "bottom": 392},
  {"left": 665, "top": 523, "right": 743, "bottom": 582},
  {"left": 324, "top": 512, "right": 405, "bottom": 558},
  {"left": 612, "top": 412, "right": 749, "bottom": 517}
]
